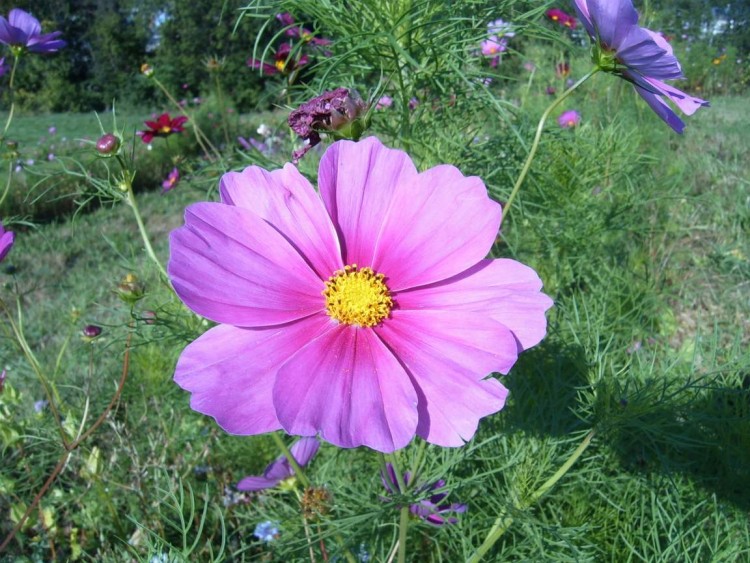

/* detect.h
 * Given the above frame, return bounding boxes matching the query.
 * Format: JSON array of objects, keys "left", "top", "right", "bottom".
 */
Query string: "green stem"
[
  {"left": 271, "top": 432, "right": 311, "bottom": 489},
  {"left": 467, "top": 430, "right": 595, "bottom": 563},
  {"left": 2, "top": 54, "right": 20, "bottom": 137},
  {"left": 214, "top": 73, "right": 231, "bottom": 148},
  {"left": 502, "top": 68, "right": 599, "bottom": 222},
  {"left": 0, "top": 160, "right": 14, "bottom": 209},
  {"left": 397, "top": 505, "right": 410, "bottom": 563},
  {"left": 124, "top": 183, "right": 169, "bottom": 282}
]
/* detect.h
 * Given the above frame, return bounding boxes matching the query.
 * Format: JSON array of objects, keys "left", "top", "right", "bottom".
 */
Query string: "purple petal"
[
  {"left": 274, "top": 325, "right": 419, "bottom": 452},
  {"left": 638, "top": 76, "right": 709, "bottom": 115},
  {"left": 289, "top": 436, "right": 320, "bottom": 467},
  {"left": 375, "top": 310, "right": 515, "bottom": 447},
  {"left": 588, "top": 0, "right": 638, "bottom": 49},
  {"left": 631, "top": 83, "right": 685, "bottom": 133},
  {"left": 8, "top": 9, "right": 40, "bottom": 37},
  {"left": 616, "top": 26, "right": 682, "bottom": 80},
  {"left": 317, "top": 137, "right": 418, "bottom": 267},
  {"left": 395, "top": 259, "right": 553, "bottom": 350},
  {"left": 219, "top": 164, "right": 343, "bottom": 280},
  {"left": 371, "top": 164, "right": 501, "bottom": 291},
  {"left": 169, "top": 202, "right": 325, "bottom": 327},
  {"left": 571, "top": 0, "right": 595, "bottom": 38},
  {"left": 0, "top": 224, "right": 14, "bottom": 262},
  {"left": 236, "top": 475, "right": 282, "bottom": 491}
]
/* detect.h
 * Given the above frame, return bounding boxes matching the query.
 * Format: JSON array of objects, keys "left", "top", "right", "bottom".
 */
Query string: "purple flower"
[
  {"left": 0, "top": 221, "right": 15, "bottom": 262},
  {"left": 237, "top": 437, "right": 319, "bottom": 491},
  {"left": 558, "top": 109, "right": 581, "bottom": 128},
  {"left": 573, "top": 0, "right": 708, "bottom": 133},
  {"left": 487, "top": 19, "right": 515, "bottom": 37},
  {"left": 375, "top": 95, "right": 393, "bottom": 110},
  {"left": 276, "top": 12, "right": 332, "bottom": 47},
  {"left": 0, "top": 369, "right": 6, "bottom": 394},
  {"left": 34, "top": 399, "right": 48, "bottom": 413},
  {"left": 48, "top": 126, "right": 56, "bottom": 135},
  {"left": 288, "top": 88, "right": 368, "bottom": 162},
  {"left": 253, "top": 520, "right": 280, "bottom": 543},
  {"left": 248, "top": 42, "right": 309, "bottom": 75},
  {"left": 0, "top": 9, "right": 66, "bottom": 54},
  {"left": 481, "top": 36, "right": 508, "bottom": 57},
  {"left": 381, "top": 464, "right": 467, "bottom": 526},
  {"left": 161, "top": 167, "right": 180, "bottom": 193},
  {"left": 168, "top": 137, "right": 553, "bottom": 453}
]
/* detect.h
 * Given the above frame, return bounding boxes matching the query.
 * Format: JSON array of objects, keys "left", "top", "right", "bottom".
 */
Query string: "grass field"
[{"left": 1, "top": 87, "right": 749, "bottom": 561}]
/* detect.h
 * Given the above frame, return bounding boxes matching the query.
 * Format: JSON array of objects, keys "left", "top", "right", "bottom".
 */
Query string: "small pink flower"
[
  {"left": 375, "top": 95, "right": 393, "bottom": 110},
  {"left": 558, "top": 110, "right": 581, "bottom": 128},
  {"left": 0, "top": 221, "right": 15, "bottom": 263},
  {"left": 161, "top": 167, "right": 180, "bottom": 193}
]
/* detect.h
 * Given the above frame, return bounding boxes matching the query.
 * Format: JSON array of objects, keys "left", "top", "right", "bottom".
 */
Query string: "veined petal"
[
  {"left": 372, "top": 165, "right": 501, "bottom": 290},
  {"left": 8, "top": 9, "right": 39, "bottom": 38},
  {"left": 274, "top": 325, "right": 419, "bottom": 452},
  {"left": 376, "top": 310, "right": 515, "bottom": 447},
  {"left": 220, "top": 164, "right": 342, "bottom": 279},
  {"left": 318, "top": 137, "right": 418, "bottom": 267},
  {"left": 639, "top": 76, "right": 709, "bottom": 115},
  {"left": 395, "top": 259, "right": 553, "bottom": 350},
  {"left": 632, "top": 82, "right": 686, "bottom": 133},
  {"left": 617, "top": 26, "right": 682, "bottom": 80},
  {"left": 588, "top": 0, "right": 638, "bottom": 49},
  {"left": 174, "top": 316, "right": 332, "bottom": 436},
  {"left": 169, "top": 202, "right": 325, "bottom": 327}
]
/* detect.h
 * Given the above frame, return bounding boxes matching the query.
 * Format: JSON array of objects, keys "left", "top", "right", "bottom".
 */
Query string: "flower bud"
[
  {"left": 140, "top": 63, "right": 154, "bottom": 77},
  {"left": 116, "top": 273, "right": 145, "bottom": 304},
  {"left": 82, "top": 324, "right": 103, "bottom": 342},
  {"left": 96, "top": 133, "right": 120, "bottom": 156}
]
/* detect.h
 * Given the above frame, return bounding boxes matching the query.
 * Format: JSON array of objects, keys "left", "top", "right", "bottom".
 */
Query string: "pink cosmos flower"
[
  {"left": 237, "top": 437, "right": 319, "bottom": 491},
  {"left": 0, "top": 221, "right": 15, "bottom": 262},
  {"left": 558, "top": 109, "right": 581, "bottom": 128},
  {"left": 573, "top": 0, "right": 708, "bottom": 133},
  {"left": 162, "top": 167, "right": 180, "bottom": 193},
  {"left": 169, "top": 137, "right": 553, "bottom": 453},
  {"left": 481, "top": 36, "right": 508, "bottom": 57}
]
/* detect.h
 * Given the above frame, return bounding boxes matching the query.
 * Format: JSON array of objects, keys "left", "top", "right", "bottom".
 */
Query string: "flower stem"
[
  {"left": 397, "top": 505, "right": 410, "bottom": 563},
  {"left": 271, "top": 432, "right": 311, "bottom": 489},
  {"left": 502, "top": 68, "right": 599, "bottom": 222},
  {"left": 467, "top": 430, "right": 595, "bottom": 562},
  {"left": 123, "top": 183, "right": 169, "bottom": 282},
  {"left": 2, "top": 54, "right": 20, "bottom": 137}
]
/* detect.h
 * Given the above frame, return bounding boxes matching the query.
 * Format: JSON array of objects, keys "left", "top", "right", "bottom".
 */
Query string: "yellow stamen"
[
  {"left": 323, "top": 265, "right": 392, "bottom": 327},
  {"left": 275, "top": 59, "right": 287, "bottom": 72},
  {"left": 160, "top": 125, "right": 171, "bottom": 134}
]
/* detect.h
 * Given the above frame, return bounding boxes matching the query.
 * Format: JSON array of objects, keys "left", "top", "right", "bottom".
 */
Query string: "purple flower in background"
[
  {"left": 0, "top": 57, "right": 7, "bottom": 76},
  {"left": 48, "top": 125, "right": 56, "bottom": 135},
  {"left": 253, "top": 520, "right": 280, "bottom": 543},
  {"left": 0, "top": 369, "right": 6, "bottom": 394},
  {"left": 161, "top": 167, "right": 180, "bottom": 193},
  {"left": 34, "top": 399, "right": 48, "bottom": 413},
  {"left": 288, "top": 87, "right": 368, "bottom": 162},
  {"left": 0, "top": 9, "right": 66, "bottom": 54},
  {"left": 169, "top": 137, "right": 552, "bottom": 452},
  {"left": 487, "top": 19, "right": 515, "bottom": 37},
  {"left": 573, "top": 0, "right": 708, "bottom": 133},
  {"left": 481, "top": 36, "right": 508, "bottom": 57},
  {"left": 0, "top": 221, "right": 15, "bottom": 262},
  {"left": 381, "top": 464, "right": 468, "bottom": 526},
  {"left": 248, "top": 42, "right": 309, "bottom": 75},
  {"left": 375, "top": 95, "right": 393, "bottom": 110},
  {"left": 237, "top": 437, "right": 319, "bottom": 491},
  {"left": 276, "top": 12, "right": 332, "bottom": 47},
  {"left": 558, "top": 109, "right": 581, "bottom": 128}
]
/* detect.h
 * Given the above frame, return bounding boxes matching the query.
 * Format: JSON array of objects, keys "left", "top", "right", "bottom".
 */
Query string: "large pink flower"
[{"left": 169, "top": 137, "right": 553, "bottom": 453}]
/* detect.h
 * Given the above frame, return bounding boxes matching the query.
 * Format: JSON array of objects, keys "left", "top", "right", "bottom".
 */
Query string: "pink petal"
[
  {"left": 174, "top": 316, "right": 333, "bottom": 436},
  {"left": 169, "top": 202, "right": 325, "bottom": 327},
  {"left": 289, "top": 436, "right": 321, "bottom": 466},
  {"left": 220, "top": 164, "right": 343, "bottom": 279},
  {"left": 375, "top": 310, "right": 515, "bottom": 447},
  {"left": 273, "top": 325, "right": 419, "bottom": 452},
  {"left": 394, "top": 259, "right": 553, "bottom": 350},
  {"left": 641, "top": 76, "right": 709, "bottom": 115},
  {"left": 317, "top": 137, "right": 418, "bottom": 267},
  {"left": 372, "top": 164, "right": 501, "bottom": 290}
]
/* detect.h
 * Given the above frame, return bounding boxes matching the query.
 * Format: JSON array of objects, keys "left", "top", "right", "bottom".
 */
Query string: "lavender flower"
[
  {"left": 0, "top": 9, "right": 66, "bottom": 54},
  {"left": 237, "top": 437, "right": 319, "bottom": 491},
  {"left": 253, "top": 520, "right": 280, "bottom": 543}
]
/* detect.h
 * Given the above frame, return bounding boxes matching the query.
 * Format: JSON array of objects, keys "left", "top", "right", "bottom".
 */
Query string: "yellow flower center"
[
  {"left": 160, "top": 125, "right": 172, "bottom": 134},
  {"left": 275, "top": 59, "right": 287, "bottom": 72},
  {"left": 323, "top": 265, "right": 392, "bottom": 327}
]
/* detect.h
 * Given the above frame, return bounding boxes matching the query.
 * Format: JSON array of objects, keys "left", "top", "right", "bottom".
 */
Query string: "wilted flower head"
[
  {"left": 237, "top": 437, "right": 319, "bottom": 491},
  {"left": 0, "top": 221, "right": 15, "bottom": 263},
  {"left": 558, "top": 109, "right": 581, "bottom": 128},
  {"left": 253, "top": 521, "right": 280, "bottom": 543},
  {"left": 162, "top": 167, "right": 180, "bottom": 193},
  {"left": 287, "top": 88, "right": 368, "bottom": 162},
  {"left": 0, "top": 9, "right": 66, "bottom": 54},
  {"left": 169, "top": 137, "right": 552, "bottom": 453},
  {"left": 546, "top": 8, "right": 577, "bottom": 28},
  {"left": 137, "top": 113, "right": 188, "bottom": 144},
  {"left": 96, "top": 133, "right": 120, "bottom": 156},
  {"left": 573, "top": 0, "right": 709, "bottom": 133},
  {"left": 381, "top": 463, "right": 468, "bottom": 526},
  {"left": 248, "top": 42, "right": 309, "bottom": 76}
]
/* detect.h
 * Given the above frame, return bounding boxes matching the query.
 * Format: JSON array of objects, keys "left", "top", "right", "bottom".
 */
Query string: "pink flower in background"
[
  {"left": 237, "top": 437, "right": 319, "bottom": 491},
  {"left": 161, "top": 167, "right": 180, "bottom": 193},
  {"left": 169, "top": 137, "right": 553, "bottom": 453},
  {"left": 0, "top": 9, "right": 66, "bottom": 53},
  {"left": 558, "top": 109, "right": 581, "bottom": 128},
  {"left": 276, "top": 12, "right": 332, "bottom": 47},
  {"left": 481, "top": 36, "right": 508, "bottom": 57},
  {"left": 0, "top": 221, "right": 15, "bottom": 262},
  {"left": 137, "top": 113, "right": 188, "bottom": 144},
  {"left": 248, "top": 42, "right": 309, "bottom": 75},
  {"left": 546, "top": 8, "right": 577, "bottom": 29},
  {"left": 375, "top": 95, "right": 393, "bottom": 109},
  {"left": 573, "top": 0, "right": 708, "bottom": 133}
]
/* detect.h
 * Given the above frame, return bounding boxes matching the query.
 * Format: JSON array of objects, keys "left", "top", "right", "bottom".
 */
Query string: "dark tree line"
[{"left": 0, "top": 0, "right": 266, "bottom": 112}]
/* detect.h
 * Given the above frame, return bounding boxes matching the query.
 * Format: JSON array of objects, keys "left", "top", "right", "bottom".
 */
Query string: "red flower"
[
  {"left": 137, "top": 113, "right": 188, "bottom": 144},
  {"left": 248, "top": 42, "right": 309, "bottom": 76},
  {"left": 546, "top": 8, "right": 577, "bottom": 29}
]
